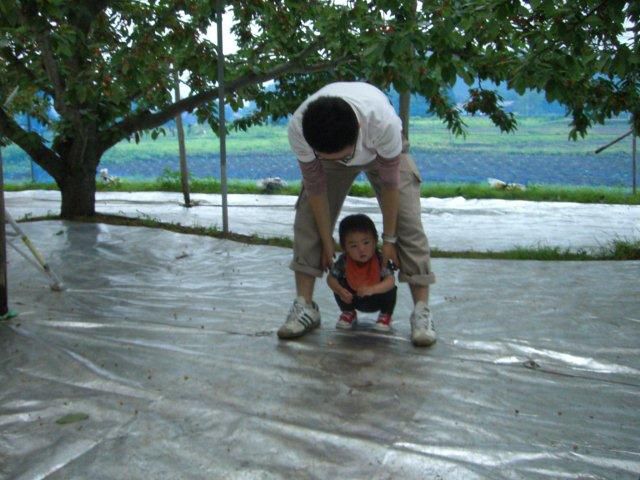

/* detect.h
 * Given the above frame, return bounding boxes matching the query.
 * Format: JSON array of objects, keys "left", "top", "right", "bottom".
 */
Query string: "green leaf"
[
  {"left": 56, "top": 413, "right": 89, "bottom": 425},
  {"left": 442, "top": 64, "right": 457, "bottom": 85},
  {"left": 76, "top": 86, "right": 87, "bottom": 104},
  {"left": 426, "top": 53, "right": 439, "bottom": 70},
  {"left": 363, "top": 42, "right": 383, "bottom": 59},
  {"left": 459, "top": 68, "right": 475, "bottom": 86}
]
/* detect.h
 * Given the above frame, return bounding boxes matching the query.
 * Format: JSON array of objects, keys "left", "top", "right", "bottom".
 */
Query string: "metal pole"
[
  {"left": 594, "top": 125, "right": 637, "bottom": 195},
  {"left": 173, "top": 68, "right": 191, "bottom": 207},
  {"left": 0, "top": 87, "right": 19, "bottom": 317},
  {"left": 0, "top": 146, "right": 8, "bottom": 316},
  {"left": 217, "top": 0, "right": 229, "bottom": 234},
  {"left": 633, "top": 124, "right": 637, "bottom": 195},
  {"left": 633, "top": 30, "right": 638, "bottom": 195},
  {"left": 594, "top": 129, "right": 632, "bottom": 154}
]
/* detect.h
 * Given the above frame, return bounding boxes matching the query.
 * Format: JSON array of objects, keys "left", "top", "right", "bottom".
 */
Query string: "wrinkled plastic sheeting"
[
  {"left": 1, "top": 221, "right": 639, "bottom": 479},
  {"left": 5, "top": 190, "right": 640, "bottom": 253}
]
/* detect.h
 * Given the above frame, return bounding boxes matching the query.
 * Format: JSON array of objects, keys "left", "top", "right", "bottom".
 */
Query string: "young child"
[{"left": 327, "top": 214, "right": 397, "bottom": 332}]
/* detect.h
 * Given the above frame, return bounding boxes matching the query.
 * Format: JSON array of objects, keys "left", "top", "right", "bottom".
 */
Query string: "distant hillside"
[
  {"left": 11, "top": 77, "right": 575, "bottom": 135},
  {"left": 387, "top": 78, "right": 566, "bottom": 117}
]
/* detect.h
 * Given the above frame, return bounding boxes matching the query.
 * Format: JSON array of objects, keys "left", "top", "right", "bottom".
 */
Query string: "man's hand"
[
  {"left": 321, "top": 242, "right": 335, "bottom": 272},
  {"left": 381, "top": 242, "right": 399, "bottom": 270}
]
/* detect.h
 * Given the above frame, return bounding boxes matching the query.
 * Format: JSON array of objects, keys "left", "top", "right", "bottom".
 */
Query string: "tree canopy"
[{"left": 0, "top": 0, "right": 638, "bottom": 217}]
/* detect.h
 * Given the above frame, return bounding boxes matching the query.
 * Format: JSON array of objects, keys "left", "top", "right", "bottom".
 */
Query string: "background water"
[
  {"left": 7, "top": 149, "right": 635, "bottom": 187},
  {"left": 91, "top": 149, "right": 634, "bottom": 187}
]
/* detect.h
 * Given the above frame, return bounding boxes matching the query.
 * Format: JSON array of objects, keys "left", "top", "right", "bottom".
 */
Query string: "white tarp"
[{"left": 1, "top": 217, "right": 639, "bottom": 479}]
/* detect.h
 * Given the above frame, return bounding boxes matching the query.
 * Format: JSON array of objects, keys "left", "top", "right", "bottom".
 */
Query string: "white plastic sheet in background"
[
  {"left": 5, "top": 190, "right": 640, "bottom": 253},
  {"left": 1, "top": 221, "right": 639, "bottom": 479}
]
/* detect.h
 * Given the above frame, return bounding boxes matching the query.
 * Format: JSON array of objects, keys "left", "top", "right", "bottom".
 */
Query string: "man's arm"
[
  {"left": 307, "top": 192, "right": 335, "bottom": 271},
  {"left": 296, "top": 159, "right": 334, "bottom": 271},
  {"left": 378, "top": 154, "right": 401, "bottom": 266},
  {"left": 380, "top": 185, "right": 399, "bottom": 242}
]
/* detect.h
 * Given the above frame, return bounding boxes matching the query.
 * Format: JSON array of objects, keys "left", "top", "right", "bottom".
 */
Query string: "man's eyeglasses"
[
  {"left": 313, "top": 143, "right": 357, "bottom": 165},
  {"left": 312, "top": 132, "right": 359, "bottom": 165}
]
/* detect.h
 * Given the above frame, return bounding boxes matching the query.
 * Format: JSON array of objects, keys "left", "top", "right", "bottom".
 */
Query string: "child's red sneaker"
[
  {"left": 373, "top": 313, "right": 393, "bottom": 332},
  {"left": 336, "top": 310, "right": 357, "bottom": 330}
]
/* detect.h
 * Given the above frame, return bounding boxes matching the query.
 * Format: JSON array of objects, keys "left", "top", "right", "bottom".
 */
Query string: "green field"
[
  {"left": 3, "top": 115, "right": 632, "bottom": 163},
  {"left": 96, "top": 115, "right": 632, "bottom": 161},
  {"left": 409, "top": 116, "right": 631, "bottom": 155}
]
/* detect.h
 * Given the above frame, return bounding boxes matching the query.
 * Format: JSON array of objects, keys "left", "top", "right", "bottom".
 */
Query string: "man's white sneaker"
[
  {"left": 410, "top": 301, "right": 436, "bottom": 347},
  {"left": 277, "top": 297, "right": 321, "bottom": 339}
]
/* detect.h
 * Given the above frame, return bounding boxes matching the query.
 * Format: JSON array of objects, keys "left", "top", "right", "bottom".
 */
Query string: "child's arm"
[
  {"left": 327, "top": 274, "right": 354, "bottom": 304},
  {"left": 356, "top": 274, "right": 395, "bottom": 298}
]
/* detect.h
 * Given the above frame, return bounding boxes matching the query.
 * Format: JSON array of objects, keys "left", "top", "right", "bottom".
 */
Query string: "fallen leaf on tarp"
[{"left": 56, "top": 413, "right": 89, "bottom": 425}]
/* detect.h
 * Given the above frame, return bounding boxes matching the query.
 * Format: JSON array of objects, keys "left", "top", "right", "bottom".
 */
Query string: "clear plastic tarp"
[{"left": 1, "top": 193, "right": 639, "bottom": 479}]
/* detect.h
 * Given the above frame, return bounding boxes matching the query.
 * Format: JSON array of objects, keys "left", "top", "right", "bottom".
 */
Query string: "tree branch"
[
  {"left": 0, "top": 108, "right": 62, "bottom": 179},
  {"left": 0, "top": 48, "right": 54, "bottom": 96},
  {"left": 39, "top": 33, "right": 70, "bottom": 114},
  {"left": 103, "top": 48, "right": 349, "bottom": 150}
]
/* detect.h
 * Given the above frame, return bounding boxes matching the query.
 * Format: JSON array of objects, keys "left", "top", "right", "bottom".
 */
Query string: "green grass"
[
  {"left": 5, "top": 177, "right": 639, "bottom": 204},
  {"left": 433, "top": 240, "right": 640, "bottom": 261},
  {"left": 418, "top": 182, "right": 640, "bottom": 204}
]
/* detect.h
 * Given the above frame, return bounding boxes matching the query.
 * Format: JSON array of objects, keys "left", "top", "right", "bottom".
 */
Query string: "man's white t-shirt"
[{"left": 288, "top": 82, "right": 403, "bottom": 166}]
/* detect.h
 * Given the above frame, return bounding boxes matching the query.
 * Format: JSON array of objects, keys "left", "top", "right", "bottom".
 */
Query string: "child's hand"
[
  {"left": 339, "top": 288, "right": 353, "bottom": 304},
  {"left": 356, "top": 286, "right": 374, "bottom": 297}
]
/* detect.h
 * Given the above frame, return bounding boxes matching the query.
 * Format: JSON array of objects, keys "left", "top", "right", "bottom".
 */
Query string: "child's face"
[{"left": 344, "top": 230, "right": 376, "bottom": 264}]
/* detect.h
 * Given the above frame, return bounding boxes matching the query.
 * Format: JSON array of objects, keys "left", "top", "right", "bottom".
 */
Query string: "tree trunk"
[
  {"left": 399, "top": 91, "right": 411, "bottom": 140},
  {"left": 58, "top": 165, "right": 98, "bottom": 219}
]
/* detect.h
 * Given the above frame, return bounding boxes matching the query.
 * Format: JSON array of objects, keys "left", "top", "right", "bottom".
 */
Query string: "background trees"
[{"left": 1, "top": 0, "right": 638, "bottom": 218}]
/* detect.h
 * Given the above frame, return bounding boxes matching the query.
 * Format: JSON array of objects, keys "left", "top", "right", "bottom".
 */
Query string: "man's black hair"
[
  {"left": 301, "top": 96, "right": 358, "bottom": 153},
  {"left": 339, "top": 214, "right": 378, "bottom": 248}
]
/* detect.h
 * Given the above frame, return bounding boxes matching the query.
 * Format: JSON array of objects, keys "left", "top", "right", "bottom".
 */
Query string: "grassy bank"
[{"left": 6, "top": 177, "right": 639, "bottom": 205}]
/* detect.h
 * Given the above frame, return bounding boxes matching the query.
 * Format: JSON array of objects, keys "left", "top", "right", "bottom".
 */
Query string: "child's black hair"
[
  {"left": 338, "top": 214, "right": 378, "bottom": 248},
  {"left": 302, "top": 96, "right": 358, "bottom": 153}
]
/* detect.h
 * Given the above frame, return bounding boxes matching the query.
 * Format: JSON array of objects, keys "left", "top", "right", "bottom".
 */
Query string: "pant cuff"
[
  {"left": 398, "top": 271, "right": 436, "bottom": 286},
  {"left": 289, "top": 259, "right": 324, "bottom": 278}
]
